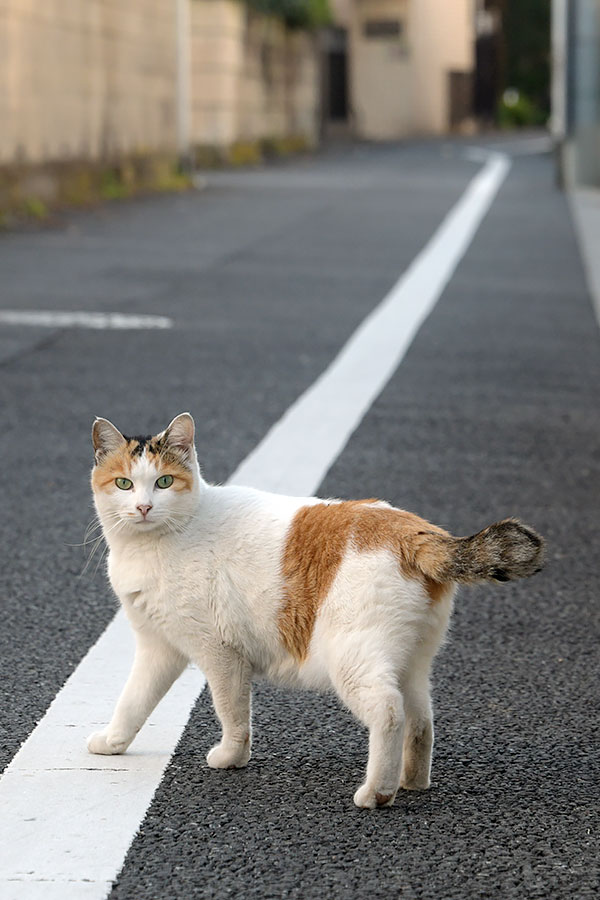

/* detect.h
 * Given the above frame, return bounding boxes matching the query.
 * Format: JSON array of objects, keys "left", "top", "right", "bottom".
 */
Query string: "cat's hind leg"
[
  {"left": 398, "top": 593, "right": 452, "bottom": 791},
  {"left": 202, "top": 645, "right": 253, "bottom": 769},
  {"left": 399, "top": 659, "right": 434, "bottom": 791},
  {"left": 87, "top": 625, "right": 187, "bottom": 755},
  {"left": 331, "top": 649, "right": 404, "bottom": 809}
]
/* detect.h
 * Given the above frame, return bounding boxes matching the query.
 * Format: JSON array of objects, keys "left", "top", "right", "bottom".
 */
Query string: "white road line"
[
  {"left": 0, "top": 151, "right": 510, "bottom": 899},
  {"left": 230, "top": 152, "right": 511, "bottom": 495},
  {"left": 0, "top": 311, "right": 172, "bottom": 330},
  {"left": 0, "top": 614, "right": 204, "bottom": 900}
]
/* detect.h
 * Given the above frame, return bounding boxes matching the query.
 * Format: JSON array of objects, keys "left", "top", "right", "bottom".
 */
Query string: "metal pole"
[
  {"left": 551, "top": 0, "right": 570, "bottom": 187},
  {"left": 176, "top": 0, "right": 192, "bottom": 171}
]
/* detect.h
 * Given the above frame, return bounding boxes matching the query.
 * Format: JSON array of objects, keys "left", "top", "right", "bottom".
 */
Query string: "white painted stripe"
[
  {"left": 0, "top": 311, "right": 172, "bottom": 330},
  {"left": 0, "top": 151, "right": 510, "bottom": 899},
  {"left": 230, "top": 153, "right": 511, "bottom": 495},
  {"left": 0, "top": 613, "right": 204, "bottom": 899}
]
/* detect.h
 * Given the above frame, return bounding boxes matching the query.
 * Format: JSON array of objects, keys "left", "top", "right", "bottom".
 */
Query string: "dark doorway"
[
  {"left": 323, "top": 27, "right": 348, "bottom": 125},
  {"left": 474, "top": 32, "right": 500, "bottom": 122}
]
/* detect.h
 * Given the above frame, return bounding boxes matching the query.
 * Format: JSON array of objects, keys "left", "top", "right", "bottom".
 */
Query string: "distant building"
[
  {"left": 552, "top": 0, "right": 600, "bottom": 187},
  {"left": 325, "top": 0, "right": 476, "bottom": 139}
]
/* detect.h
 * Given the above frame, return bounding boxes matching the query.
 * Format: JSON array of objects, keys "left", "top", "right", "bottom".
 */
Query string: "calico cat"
[{"left": 88, "top": 413, "right": 544, "bottom": 808}]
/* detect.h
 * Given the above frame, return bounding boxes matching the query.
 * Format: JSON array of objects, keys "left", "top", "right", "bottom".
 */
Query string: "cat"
[{"left": 87, "top": 412, "right": 544, "bottom": 808}]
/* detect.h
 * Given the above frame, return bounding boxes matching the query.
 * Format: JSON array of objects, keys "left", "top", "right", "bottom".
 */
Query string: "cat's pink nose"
[{"left": 137, "top": 503, "right": 152, "bottom": 518}]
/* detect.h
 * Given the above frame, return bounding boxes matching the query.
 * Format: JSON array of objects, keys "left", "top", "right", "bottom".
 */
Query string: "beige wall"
[
  {"left": 330, "top": 0, "right": 352, "bottom": 27},
  {"left": 348, "top": 0, "right": 475, "bottom": 139},
  {"left": 190, "top": 0, "right": 244, "bottom": 146},
  {"left": 0, "top": 0, "right": 320, "bottom": 169},
  {"left": 190, "top": 0, "right": 320, "bottom": 149},
  {"left": 410, "top": 0, "right": 474, "bottom": 133},
  {"left": 349, "top": 0, "right": 412, "bottom": 138},
  {"left": 0, "top": 0, "right": 179, "bottom": 165}
]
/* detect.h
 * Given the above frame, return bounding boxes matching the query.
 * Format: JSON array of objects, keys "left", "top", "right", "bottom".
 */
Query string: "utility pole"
[
  {"left": 176, "top": 0, "right": 192, "bottom": 171},
  {"left": 551, "top": 0, "right": 569, "bottom": 185}
]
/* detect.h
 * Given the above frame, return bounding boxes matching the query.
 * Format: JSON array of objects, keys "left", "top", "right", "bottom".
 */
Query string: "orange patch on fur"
[
  {"left": 423, "top": 578, "right": 449, "bottom": 605},
  {"left": 91, "top": 447, "right": 133, "bottom": 492},
  {"left": 280, "top": 501, "right": 452, "bottom": 661},
  {"left": 168, "top": 459, "right": 194, "bottom": 492}
]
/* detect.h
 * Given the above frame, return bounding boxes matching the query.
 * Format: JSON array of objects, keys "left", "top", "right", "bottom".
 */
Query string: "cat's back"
[{"left": 197, "top": 484, "right": 320, "bottom": 568}]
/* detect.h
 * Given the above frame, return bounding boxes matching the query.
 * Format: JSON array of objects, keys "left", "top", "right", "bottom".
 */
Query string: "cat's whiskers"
[
  {"left": 78, "top": 515, "right": 125, "bottom": 578},
  {"left": 161, "top": 512, "right": 199, "bottom": 535},
  {"left": 67, "top": 521, "right": 108, "bottom": 548},
  {"left": 90, "top": 519, "right": 128, "bottom": 579},
  {"left": 164, "top": 515, "right": 188, "bottom": 535},
  {"left": 161, "top": 511, "right": 200, "bottom": 525},
  {"left": 67, "top": 515, "right": 109, "bottom": 549},
  {"left": 78, "top": 537, "right": 105, "bottom": 578}
]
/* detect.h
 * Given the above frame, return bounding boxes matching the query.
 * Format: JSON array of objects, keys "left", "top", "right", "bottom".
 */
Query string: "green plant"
[
  {"left": 244, "top": 0, "right": 330, "bottom": 29},
  {"left": 100, "top": 170, "right": 131, "bottom": 200},
  {"left": 228, "top": 140, "right": 263, "bottom": 166},
  {"left": 497, "top": 90, "right": 546, "bottom": 129},
  {"left": 503, "top": 0, "right": 550, "bottom": 117},
  {"left": 23, "top": 197, "right": 48, "bottom": 219}
]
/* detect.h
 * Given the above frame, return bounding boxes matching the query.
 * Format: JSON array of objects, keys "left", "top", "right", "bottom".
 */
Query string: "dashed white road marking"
[
  {"left": 0, "top": 151, "right": 510, "bottom": 899},
  {"left": 0, "top": 311, "right": 172, "bottom": 329}
]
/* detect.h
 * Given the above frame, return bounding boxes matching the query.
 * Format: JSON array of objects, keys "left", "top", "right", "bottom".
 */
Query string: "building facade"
[{"left": 329, "top": 0, "right": 476, "bottom": 139}]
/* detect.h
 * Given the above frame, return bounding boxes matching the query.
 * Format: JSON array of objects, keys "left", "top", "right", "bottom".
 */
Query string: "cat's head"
[{"left": 91, "top": 413, "right": 201, "bottom": 534}]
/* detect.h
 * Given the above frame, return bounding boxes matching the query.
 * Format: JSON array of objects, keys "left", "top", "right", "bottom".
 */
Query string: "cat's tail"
[{"left": 416, "top": 518, "right": 544, "bottom": 585}]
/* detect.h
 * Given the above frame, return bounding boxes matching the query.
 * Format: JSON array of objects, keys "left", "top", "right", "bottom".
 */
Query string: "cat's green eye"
[
  {"left": 156, "top": 474, "right": 174, "bottom": 489},
  {"left": 115, "top": 477, "right": 133, "bottom": 491}
]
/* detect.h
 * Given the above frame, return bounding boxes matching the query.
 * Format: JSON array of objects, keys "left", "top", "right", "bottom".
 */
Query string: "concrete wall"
[
  {"left": 190, "top": 0, "right": 320, "bottom": 150},
  {"left": 570, "top": 0, "right": 600, "bottom": 186},
  {"left": 349, "top": 0, "right": 412, "bottom": 138},
  {"left": 0, "top": 0, "right": 179, "bottom": 165},
  {"left": 554, "top": 0, "right": 600, "bottom": 188},
  {"left": 0, "top": 0, "right": 320, "bottom": 171},
  {"left": 410, "top": 0, "right": 474, "bottom": 134},
  {"left": 349, "top": 0, "right": 475, "bottom": 139}
]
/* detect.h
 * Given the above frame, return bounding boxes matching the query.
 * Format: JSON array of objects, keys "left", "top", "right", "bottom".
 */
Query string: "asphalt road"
[{"left": 1, "top": 139, "right": 599, "bottom": 898}]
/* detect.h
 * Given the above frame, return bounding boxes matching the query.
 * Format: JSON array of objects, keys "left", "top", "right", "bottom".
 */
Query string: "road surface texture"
[{"left": 0, "top": 138, "right": 598, "bottom": 898}]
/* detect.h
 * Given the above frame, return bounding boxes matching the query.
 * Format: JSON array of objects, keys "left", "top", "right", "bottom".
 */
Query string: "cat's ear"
[
  {"left": 92, "top": 417, "right": 126, "bottom": 463},
  {"left": 162, "top": 413, "right": 195, "bottom": 456}
]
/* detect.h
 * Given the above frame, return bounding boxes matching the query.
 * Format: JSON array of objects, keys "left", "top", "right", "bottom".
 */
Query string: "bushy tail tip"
[
  {"left": 416, "top": 518, "right": 545, "bottom": 585},
  {"left": 449, "top": 518, "right": 545, "bottom": 584}
]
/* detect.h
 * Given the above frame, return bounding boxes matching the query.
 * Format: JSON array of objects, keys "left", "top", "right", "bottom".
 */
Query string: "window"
[{"left": 363, "top": 19, "right": 403, "bottom": 40}]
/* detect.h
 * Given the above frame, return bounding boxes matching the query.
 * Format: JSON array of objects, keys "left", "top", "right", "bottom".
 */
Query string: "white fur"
[{"left": 88, "top": 429, "right": 455, "bottom": 808}]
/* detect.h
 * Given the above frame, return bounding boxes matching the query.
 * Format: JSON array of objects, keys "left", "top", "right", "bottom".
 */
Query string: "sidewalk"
[{"left": 569, "top": 188, "right": 600, "bottom": 326}]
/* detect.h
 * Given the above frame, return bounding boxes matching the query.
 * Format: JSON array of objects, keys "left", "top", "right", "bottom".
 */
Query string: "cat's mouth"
[
  {"left": 127, "top": 515, "right": 156, "bottom": 528},
  {"left": 124, "top": 513, "right": 164, "bottom": 530}
]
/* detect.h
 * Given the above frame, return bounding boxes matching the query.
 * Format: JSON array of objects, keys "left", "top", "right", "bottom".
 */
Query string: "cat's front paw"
[
  {"left": 87, "top": 730, "right": 128, "bottom": 755},
  {"left": 353, "top": 783, "right": 397, "bottom": 809},
  {"left": 206, "top": 736, "right": 251, "bottom": 769}
]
